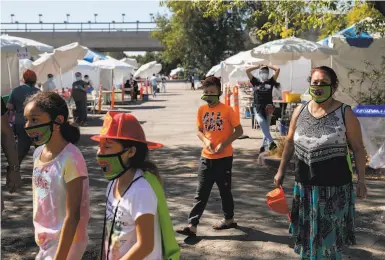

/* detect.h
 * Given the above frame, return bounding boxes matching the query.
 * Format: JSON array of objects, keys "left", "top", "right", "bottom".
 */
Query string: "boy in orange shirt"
[{"left": 177, "top": 76, "right": 243, "bottom": 237}]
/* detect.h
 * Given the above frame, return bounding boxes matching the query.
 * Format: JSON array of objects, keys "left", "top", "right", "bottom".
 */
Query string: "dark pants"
[
  {"left": 188, "top": 156, "right": 234, "bottom": 226},
  {"left": 191, "top": 81, "right": 195, "bottom": 90},
  {"left": 14, "top": 124, "right": 32, "bottom": 164},
  {"left": 74, "top": 100, "right": 87, "bottom": 123}
]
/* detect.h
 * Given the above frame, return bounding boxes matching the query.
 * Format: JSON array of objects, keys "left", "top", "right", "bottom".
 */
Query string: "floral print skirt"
[{"left": 289, "top": 182, "right": 356, "bottom": 260}]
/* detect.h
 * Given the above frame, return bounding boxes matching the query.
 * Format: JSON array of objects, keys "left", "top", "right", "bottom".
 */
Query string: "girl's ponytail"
[{"left": 60, "top": 122, "right": 80, "bottom": 144}]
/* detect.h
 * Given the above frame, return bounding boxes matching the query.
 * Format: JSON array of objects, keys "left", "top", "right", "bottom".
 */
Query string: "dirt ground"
[{"left": 2, "top": 83, "right": 385, "bottom": 259}]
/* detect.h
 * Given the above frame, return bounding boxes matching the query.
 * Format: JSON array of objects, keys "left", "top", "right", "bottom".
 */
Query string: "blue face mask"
[{"left": 76, "top": 77, "right": 82, "bottom": 81}]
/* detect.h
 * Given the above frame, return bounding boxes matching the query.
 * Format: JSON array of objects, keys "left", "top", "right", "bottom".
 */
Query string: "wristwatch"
[{"left": 7, "top": 165, "right": 20, "bottom": 172}]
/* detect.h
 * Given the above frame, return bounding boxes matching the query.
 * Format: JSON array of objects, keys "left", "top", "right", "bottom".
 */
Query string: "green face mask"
[
  {"left": 96, "top": 149, "right": 129, "bottom": 181},
  {"left": 25, "top": 122, "right": 56, "bottom": 146},
  {"left": 309, "top": 85, "right": 332, "bottom": 103},
  {"left": 201, "top": 94, "right": 220, "bottom": 105}
]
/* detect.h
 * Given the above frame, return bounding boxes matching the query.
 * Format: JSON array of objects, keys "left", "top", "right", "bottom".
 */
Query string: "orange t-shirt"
[{"left": 196, "top": 102, "right": 241, "bottom": 159}]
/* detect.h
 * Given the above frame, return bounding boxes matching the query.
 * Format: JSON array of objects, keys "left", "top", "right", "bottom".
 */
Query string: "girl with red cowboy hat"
[{"left": 92, "top": 112, "right": 179, "bottom": 260}]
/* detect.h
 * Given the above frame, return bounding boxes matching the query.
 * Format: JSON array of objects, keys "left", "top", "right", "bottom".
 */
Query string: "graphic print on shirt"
[
  {"left": 202, "top": 111, "right": 224, "bottom": 132},
  {"left": 106, "top": 198, "right": 131, "bottom": 259},
  {"left": 33, "top": 167, "right": 52, "bottom": 200}
]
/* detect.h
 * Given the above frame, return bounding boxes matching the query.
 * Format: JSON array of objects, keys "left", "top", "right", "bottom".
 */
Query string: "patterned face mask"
[
  {"left": 96, "top": 149, "right": 129, "bottom": 181},
  {"left": 309, "top": 85, "right": 332, "bottom": 103},
  {"left": 201, "top": 94, "right": 219, "bottom": 105},
  {"left": 25, "top": 122, "right": 56, "bottom": 146}
]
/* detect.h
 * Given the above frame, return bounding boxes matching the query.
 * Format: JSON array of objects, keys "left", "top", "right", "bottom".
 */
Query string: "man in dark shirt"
[
  {"left": 71, "top": 72, "right": 89, "bottom": 126},
  {"left": 246, "top": 64, "right": 280, "bottom": 153},
  {"left": 1, "top": 97, "right": 21, "bottom": 212},
  {"left": 7, "top": 70, "right": 40, "bottom": 164}
]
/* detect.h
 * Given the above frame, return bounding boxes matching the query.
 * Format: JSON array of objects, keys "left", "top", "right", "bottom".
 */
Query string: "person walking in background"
[
  {"left": 151, "top": 73, "right": 158, "bottom": 98},
  {"left": 24, "top": 92, "right": 89, "bottom": 260},
  {"left": 246, "top": 64, "right": 280, "bottom": 153},
  {"left": 161, "top": 74, "right": 167, "bottom": 93},
  {"left": 6, "top": 70, "right": 40, "bottom": 165},
  {"left": 190, "top": 74, "right": 195, "bottom": 90},
  {"left": 42, "top": 74, "right": 56, "bottom": 92},
  {"left": 1, "top": 97, "right": 21, "bottom": 213},
  {"left": 274, "top": 66, "right": 367, "bottom": 259},
  {"left": 71, "top": 72, "right": 89, "bottom": 126},
  {"left": 177, "top": 76, "right": 243, "bottom": 237}
]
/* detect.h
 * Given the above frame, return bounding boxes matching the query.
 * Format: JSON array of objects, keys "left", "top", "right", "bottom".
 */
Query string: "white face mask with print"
[{"left": 259, "top": 72, "right": 269, "bottom": 82}]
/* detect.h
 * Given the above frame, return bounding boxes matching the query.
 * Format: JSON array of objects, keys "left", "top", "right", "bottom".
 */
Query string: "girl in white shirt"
[{"left": 92, "top": 112, "right": 164, "bottom": 260}]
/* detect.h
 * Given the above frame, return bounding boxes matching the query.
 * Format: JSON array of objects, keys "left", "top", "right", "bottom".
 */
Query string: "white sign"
[{"left": 16, "top": 48, "right": 30, "bottom": 59}]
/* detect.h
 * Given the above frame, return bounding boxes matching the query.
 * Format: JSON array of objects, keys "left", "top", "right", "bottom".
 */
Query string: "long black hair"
[
  {"left": 117, "top": 139, "right": 161, "bottom": 183},
  {"left": 25, "top": 92, "right": 80, "bottom": 144}
]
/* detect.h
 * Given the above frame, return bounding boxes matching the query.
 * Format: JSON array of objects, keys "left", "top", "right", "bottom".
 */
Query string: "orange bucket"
[{"left": 266, "top": 186, "right": 291, "bottom": 221}]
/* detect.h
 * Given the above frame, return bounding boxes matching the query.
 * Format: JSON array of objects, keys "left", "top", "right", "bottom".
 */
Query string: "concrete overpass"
[{"left": 1, "top": 22, "right": 163, "bottom": 52}]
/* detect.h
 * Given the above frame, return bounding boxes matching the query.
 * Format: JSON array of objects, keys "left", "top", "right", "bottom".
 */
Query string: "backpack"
[{"left": 143, "top": 172, "right": 180, "bottom": 260}]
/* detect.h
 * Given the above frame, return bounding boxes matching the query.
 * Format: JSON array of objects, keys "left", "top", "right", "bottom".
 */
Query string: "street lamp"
[
  {"left": 39, "top": 14, "right": 43, "bottom": 23},
  {"left": 149, "top": 13, "right": 154, "bottom": 22},
  {"left": 122, "top": 13, "right": 125, "bottom": 23},
  {"left": 66, "top": 14, "right": 70, "bottom": 23},
  {"left": 11, "top": 14, "right": 15, "bottom": 23},
  {"left": 94, "top": 13, "right": 98, "bottom": 23}
]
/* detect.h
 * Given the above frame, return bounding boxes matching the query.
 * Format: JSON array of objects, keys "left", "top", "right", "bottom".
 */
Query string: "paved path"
[{"left": 2, "top": 83, "right": 385, "bottom": 259}]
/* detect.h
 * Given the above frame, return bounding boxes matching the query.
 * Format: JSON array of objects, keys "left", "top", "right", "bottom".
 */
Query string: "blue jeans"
[
  {"left": 254, "top": 107, "right": 274, "bottom": 149},
  {"left": 152, "top": 85, "right": 157, "bottom": 97}
]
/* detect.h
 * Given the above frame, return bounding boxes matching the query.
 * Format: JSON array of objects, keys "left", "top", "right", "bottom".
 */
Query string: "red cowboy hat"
[{"left": 91, "top": 112, "right": 163, "bottom": 149}]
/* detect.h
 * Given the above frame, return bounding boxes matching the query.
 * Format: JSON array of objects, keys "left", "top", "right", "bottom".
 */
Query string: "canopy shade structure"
[
  {"left": 251, "top": 37, "right": 338, "bottom": 61},
  {"left": 0, "top": 35, "right": 53, "bottom": 55},
  {"left": 31, "top": 42, "right": 88, "bottom": 83},
  {"left": 170, "top": 67, "right": 184, "bottom": 77},
  {"left": 133, "top": 61, "right": 161, "bottom": 78},
  {"left": 83, "top": 50, "right": 107, "bottom": 63},
  {"left": 121, "top": 57, "right": 138, "bottom": 69},
  {"left": 318, "top": 18, "right": 379, "bottom": 48}
]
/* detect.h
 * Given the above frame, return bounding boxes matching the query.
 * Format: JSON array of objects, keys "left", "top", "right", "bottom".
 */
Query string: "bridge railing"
[{"left": 0, "top": 21, "right": 159, "bottom": 33}]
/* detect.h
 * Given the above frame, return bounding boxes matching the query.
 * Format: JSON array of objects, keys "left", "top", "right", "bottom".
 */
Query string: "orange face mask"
[{"left": 266, "top": 185, "right": 291, "bottom": 222}]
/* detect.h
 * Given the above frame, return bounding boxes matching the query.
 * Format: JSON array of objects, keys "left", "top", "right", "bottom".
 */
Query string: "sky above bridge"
[
  {"left": 1, "top": 0, "right": 168, "bottom": 55},
  {"left": 1, "top": 0, "right": 168, "bottom": 24}
]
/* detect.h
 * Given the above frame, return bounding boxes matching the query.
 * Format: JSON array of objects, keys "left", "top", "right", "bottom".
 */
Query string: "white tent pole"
[{"left": 6, "top": 56, "right": 13, "bottom": 90}]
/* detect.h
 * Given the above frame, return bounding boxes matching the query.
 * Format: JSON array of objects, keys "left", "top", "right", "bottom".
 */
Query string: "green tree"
[
  {"left": 152, "top": 1, "right": 246, "bottom": 73},
  {"left": 193, "top": 0, "right": 385, "bottom": 41}
]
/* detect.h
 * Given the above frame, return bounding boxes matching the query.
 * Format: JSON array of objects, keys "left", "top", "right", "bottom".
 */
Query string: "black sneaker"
[
  {"left": 269, "top": 142, "right": 277, "bottom": 151},
  {"left": 259, "top": 147, "right": 265, "bottom": 153}
]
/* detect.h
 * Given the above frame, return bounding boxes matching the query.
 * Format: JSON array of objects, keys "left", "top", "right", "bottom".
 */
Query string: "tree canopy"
[
  {"left": 152, "top": 1, "right": 246, "bottom": 74},
  {"left": 192, "top": 0, "right": 385, "bottom": 40}
]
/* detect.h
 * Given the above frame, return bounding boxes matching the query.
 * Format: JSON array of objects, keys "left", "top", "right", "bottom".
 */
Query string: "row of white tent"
[
  {"left": 1, "top": 35, "right": 162, "bottom": 95},
  {"left": 206, "top": 23, "right": 385, "bottom": 106}
]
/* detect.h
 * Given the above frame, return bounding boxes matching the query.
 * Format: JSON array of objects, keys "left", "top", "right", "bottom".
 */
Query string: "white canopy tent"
[
  {"left": 51, "top": 60, "right": 101, "bottom": 90},
  {"left": 31, "top": 42, "right": 88, "bottom": 84},
  {"left": 0, "top": 35, "right": 53, "bottom": 56},
  {"left": 1, "top": 36, "right": 53, "bottom": 95},
  {"left": 120, "top": 57, "right": 138, "bottom": 69},
  {"left": 93, "top": 58, "right": 134, "bottom": 90},
  {"left": 313, "top": 34, "right": 385, "bottom": 106},
  {"left": 134, "top": 61, "right": 162, "bottom": 79},
  {"left": 170, "top": 67, "right": 184, "bottom": 77}
]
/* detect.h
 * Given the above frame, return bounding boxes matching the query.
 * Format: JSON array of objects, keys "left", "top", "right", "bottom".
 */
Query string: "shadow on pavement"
[{"left": 2, "top": 131, "right": 385, "bottom": 259}]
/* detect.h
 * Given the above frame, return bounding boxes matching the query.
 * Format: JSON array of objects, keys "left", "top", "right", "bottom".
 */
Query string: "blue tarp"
[
  {"left": 318, "top": 22, "right": 374, "bottom": 48},
  {"left": 83, "top": 50, "right": 107, "bottom": 63}
]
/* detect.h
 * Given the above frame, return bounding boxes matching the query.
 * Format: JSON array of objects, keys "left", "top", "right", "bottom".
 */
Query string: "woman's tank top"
[{"left": 293, "top": 102, "right": 353, "bottom": 186}]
